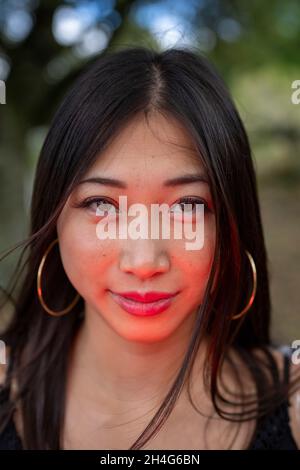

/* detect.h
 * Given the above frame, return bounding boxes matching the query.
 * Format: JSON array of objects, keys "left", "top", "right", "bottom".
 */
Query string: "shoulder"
[
  {"left": 280, "top": 346, "right": 300, "bottom": 448},
  {"left": 0, "top": 346, "right": 13, "bottom": 394},
  {"left": 0, "top": 364, "right": 6, "bottom": 385},
  {"left": 227, "top": 344, "right": 300, "bottom": 449},
  {"left": 0, "top": 347, "right": 10, "bottom": 386},
  {"left": 261, "top": 345, "right": 300, "bottom": 448}
]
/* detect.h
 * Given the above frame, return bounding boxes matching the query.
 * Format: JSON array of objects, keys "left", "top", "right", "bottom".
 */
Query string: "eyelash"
[
  {"left": 75, "top": 196, "right": 211, "bottom": 215},
  {"left": 173, "top": 197, "right": 211, "bottom": 214}
]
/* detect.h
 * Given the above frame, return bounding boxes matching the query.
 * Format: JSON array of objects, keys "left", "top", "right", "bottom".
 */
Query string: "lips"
[
  {"left": 108, "top": 290, "right": 179, "bottom": 317},
  {"left": 111, "top": 291, "right": 178, "bottom": 303}
]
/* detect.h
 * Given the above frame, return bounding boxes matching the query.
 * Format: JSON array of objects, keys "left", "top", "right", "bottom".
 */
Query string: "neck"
[{"left": 67, "top": 303, "right": 208, "bottom": 413}]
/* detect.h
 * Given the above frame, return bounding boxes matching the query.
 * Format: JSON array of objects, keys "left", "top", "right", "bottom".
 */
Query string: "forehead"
[{"left": 85, "top": 112, "right": 205, "bottom": 176}]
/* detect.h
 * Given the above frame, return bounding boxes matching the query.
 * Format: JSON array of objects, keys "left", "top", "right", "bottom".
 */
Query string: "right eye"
[{"left": 79, "top": 197, "right": 118, "bottom": 215}]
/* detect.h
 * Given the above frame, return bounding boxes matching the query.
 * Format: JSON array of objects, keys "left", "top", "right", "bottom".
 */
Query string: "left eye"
[{"left": 170, "top": 197, "right": 209, "bottom": 214}]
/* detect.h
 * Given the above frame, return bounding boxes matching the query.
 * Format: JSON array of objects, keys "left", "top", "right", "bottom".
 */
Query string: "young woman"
[{"left": 0, "top": 46, "right": 299, "bottom": 450}]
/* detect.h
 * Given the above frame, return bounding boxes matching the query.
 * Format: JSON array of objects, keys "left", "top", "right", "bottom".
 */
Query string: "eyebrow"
[
  {"left": 164, "top": 173, "right": 209, "bottom": 187},
  {"left": 78, "top": 173, "right": 209, "bottom": 189}
]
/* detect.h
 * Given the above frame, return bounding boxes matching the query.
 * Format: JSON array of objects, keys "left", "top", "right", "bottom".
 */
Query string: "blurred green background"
[{"left": 0, "top": 0, "right": 299, "bottom": 344}]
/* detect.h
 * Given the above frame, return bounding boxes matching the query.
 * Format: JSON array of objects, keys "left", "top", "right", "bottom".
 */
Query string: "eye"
[
  {"left": 170, "top": 197, "right": 210, "bottom": 216},
  {"left": 77, "top": 197, "right": 118, "bottom": 216}
]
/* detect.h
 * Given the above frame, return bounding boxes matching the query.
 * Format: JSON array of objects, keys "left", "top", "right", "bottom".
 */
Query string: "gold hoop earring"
[
  {"left": 231, "top": 250, "right": 257, "bottom": 320},
  {"left": 37, "top": 237, "right": 80, "bottom": 317}
]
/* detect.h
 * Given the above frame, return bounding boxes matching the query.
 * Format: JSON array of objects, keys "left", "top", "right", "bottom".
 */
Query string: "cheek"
[
  {"left": 57, "top": 213, "right": 115, "bottom": 295},
  {"left": 184, "top": 248, "right": 214, "bottom": 291},
  {"left": 177, "top": 217, "right": 215, "bottom": 298}
]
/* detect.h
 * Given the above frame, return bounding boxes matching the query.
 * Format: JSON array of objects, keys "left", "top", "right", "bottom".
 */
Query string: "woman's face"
[{"left": 56, "top": 112, "right": 216, "bottom": 343}]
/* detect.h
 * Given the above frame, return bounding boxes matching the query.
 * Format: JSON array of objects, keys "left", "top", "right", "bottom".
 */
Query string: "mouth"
[{"left": 108, "top": 290, "right": 180, "bottom": 317}]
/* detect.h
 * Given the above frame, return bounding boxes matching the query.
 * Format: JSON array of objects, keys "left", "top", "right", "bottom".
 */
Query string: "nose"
[{"left": 119, "top": 238, "right": 170, "bottom": 280}]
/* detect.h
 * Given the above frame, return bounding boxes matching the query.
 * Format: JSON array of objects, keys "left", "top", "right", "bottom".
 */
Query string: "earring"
[
  {"left": 37, "top": 237, "right": 80, "bottom": 317},
  {"left": 231, "top": 250, "right": 257, "bottom": 320}
]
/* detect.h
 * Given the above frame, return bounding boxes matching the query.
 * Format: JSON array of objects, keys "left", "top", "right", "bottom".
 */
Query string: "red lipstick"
[{"left": 108, "top": 290, "right": 179, "bottom": 317}]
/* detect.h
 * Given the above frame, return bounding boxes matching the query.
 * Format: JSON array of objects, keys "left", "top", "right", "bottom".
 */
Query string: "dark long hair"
[{"left": 0, "top": 45, "right": 299, "bottom": 450}]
